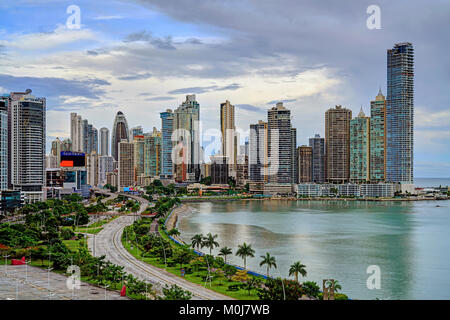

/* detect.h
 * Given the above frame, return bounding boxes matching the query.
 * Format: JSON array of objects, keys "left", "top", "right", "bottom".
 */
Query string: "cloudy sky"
[{"left": 0, "top": 0, "right": 449, "bottom": 177}]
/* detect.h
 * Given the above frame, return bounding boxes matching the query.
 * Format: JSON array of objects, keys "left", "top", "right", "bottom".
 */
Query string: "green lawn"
[
  {"left": 63, "top": 238, "right": 87, "bottom": 252},
  {"left": 122, "top": 235, "right": 259, "bottom": 300}
]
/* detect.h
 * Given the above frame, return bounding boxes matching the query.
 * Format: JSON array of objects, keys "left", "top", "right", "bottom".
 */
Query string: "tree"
[
  {"left": 168, "top": 228, "right": 180, "bottom": 237},
  {"left": 235, "top": 242, "right": 255, "bottom": 269},
  {"left": 159, "top": 284, "right": 192, "bottom": 300},
  {"left": 191, "top": 234, "right": 204, "bottom": 250},
  {"left": 289, "top": 261, "right": 307, "bottom": 283},
  {"left": 326, "top": 279, "right": 342, "bottom": 293},
  {"left": 302, "top": 281, "right": 320, "bottom": 299},
  {"left": 231, "top": 269, "right": 250, "bottom": 282},
  {"left": 257, "top": 278, "right": 303, "bottom": 300},
  {"left": 202, "top": 233, "right": 219, "bottom": 256},
  {"left": 259, "top": 252, "right": 277, "bottom": 277},
  {"left": 240, "top": 277, "right": 262, "bottom": 295},
  {"left": 219, "top": 246, "right": 232, "bottom": 264}
]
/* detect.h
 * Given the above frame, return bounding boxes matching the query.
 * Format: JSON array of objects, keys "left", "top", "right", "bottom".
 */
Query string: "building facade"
[
  {"left": 118, "top": 140, "right": 134, "bottom": 190},
  {"left": 325, "top": 105, "right": 352, "bottom": 183},
  {"left": 98, "top": 155, "right": 114, "bottom": 186},
  {"left": 144, "top": 128, "right": 162, "bottom": 178},
  {"left": 100, "top": 127, "right": 109, "bottom": 156},
  {"left": 249, "top": 120, "right": 268, "bottom": 182},
  {"left": 0, "top": 100, "right": 7, "bottom": 190},
  {"left": 350, "top": 108, "right": 371, "bottom": 183},
  {"left": 298, "top": 145, "right": 313, "bottom": 183},
  {"left": 370, "top": 90, "right": 387, "bottom": 182},
  {"left": 267, "top": 103, "right": 293, "bottom": 184},
  {"left": 211, "top": 155, "right": 228, "bottom": 185},
  {"left": 220, "top": 100, "right": 237, "bottom": 173},
  {"left": 386, "top": 42, "right": 414, "bottom": 184},
  {"left": 9, "top": 90, "right": 46, "bottom": 203},
  {"left": 309, "top": 134, "right": 325, "bottom": 183},
  {"left": 160, "top": 109, "right": 174, "bottom": 177},
  {"left": 111, "top": 111, "right": 130, "bottom": 161},
  {"left": 173, "top": 95, "right": 201, "bottom": 181}
]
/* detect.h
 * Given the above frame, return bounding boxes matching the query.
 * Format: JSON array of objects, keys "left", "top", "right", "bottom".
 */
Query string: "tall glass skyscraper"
[
  {"left": 111, "top": 111, "right": 130, "bottom": 161},
  {"left": 350, "top": 108, "right": 370, "bottom": 183},
  {"left": 160, "top": 109, "right": 174, "bottom": 177},
  {"left": 386, "top": 42, "right": 414, "bottom": 184},
  {"left": 0, "top": 100, "right": 7, "bottom": 190},
  {"left": 370, "top": 89, "right": 387, "bottom": 182},
  {"left": 309, "top": 134, "right": 325, "bottom": 183}
]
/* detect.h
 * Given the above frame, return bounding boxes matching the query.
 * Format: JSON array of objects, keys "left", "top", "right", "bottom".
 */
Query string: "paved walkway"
[{"left": 0, "top": 265, "right": 129, "bottom": 300}]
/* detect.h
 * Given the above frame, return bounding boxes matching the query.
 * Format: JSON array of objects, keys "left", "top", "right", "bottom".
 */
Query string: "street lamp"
[{"left": 3, "top": 254, "right": 10, "bottom": 275}]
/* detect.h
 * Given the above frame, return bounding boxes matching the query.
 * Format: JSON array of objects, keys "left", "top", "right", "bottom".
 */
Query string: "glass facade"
[
  {"left": 350, "top": 109, "right": 370, "bottom": 183},
  {"left": 160, "top": 110, "right": 174, "bottom": 176},
  {"left": 370, "top": 90, "right": 387, "bottom": 182},
  {"left": 386, "top": 42, "right": 414, "bottom": 184}
]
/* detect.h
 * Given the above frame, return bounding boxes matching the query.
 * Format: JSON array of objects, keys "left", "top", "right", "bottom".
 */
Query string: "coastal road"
[{"left": 88, "top": 214, "right": 233, "bottom": 300}]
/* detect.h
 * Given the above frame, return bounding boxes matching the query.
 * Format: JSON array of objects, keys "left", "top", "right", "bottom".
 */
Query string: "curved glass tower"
[{"left": 111, "top": 111, "right": 129, "bottom": 161}]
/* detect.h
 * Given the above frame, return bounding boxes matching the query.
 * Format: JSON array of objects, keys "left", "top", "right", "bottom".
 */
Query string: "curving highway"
[{"left": 88, "top": 189, "right": 232, "bottom": 300}]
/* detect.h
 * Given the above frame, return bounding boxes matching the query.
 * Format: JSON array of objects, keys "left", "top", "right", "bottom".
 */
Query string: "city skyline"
[{"left": 0, "top": 0, "right": 449, "bottom": 177}]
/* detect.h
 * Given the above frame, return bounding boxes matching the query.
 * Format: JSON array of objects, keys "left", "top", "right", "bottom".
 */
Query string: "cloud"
[
  {"left": 266, "top": 98, "right": 297, "bottom": 105},
  {"left": 123, "top": 30, "right": 176, "bottom": 50},
  {"left": 0, "top": 74, "right": 110, "bottom": 100},
  {"left": 92, "top": 15, "right": 124, "bottom": 20},
  {"left": 236, "top": 104, "right": 262, "bottom": 112},
  {"left": 117, "top": 73, "right": 152, "bottom": 81},
  {"left": 168, "top": 83, "right": 242, "bottom": 95},
  {"left": 145, "top": 96, "right": 174, "bottom": 101},
  {"left": 0, "top": 25, "right": 96, "bottom": 50}
]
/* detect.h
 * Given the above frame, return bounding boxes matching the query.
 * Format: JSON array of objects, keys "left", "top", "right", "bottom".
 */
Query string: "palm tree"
[
  {"left": 218, "top": 247, "right": 232, "bottom": 263},
  {"left": 235, "top": 242, "right": 255, "bottom": 269},
  {"left": 202, "top": 233, "right": 219, "bottom": 255},
  {"left": 289, "top": 261, "right": 307, "bottom": 283},
  {"left": 259, "top": 252, "right": 277, "bottom": 277},
  {"left": 191, "top": 234, "right": 204, "bottom": 250},
  {"left": 326, "top": 279, "right": 342, "bottom": 293}
]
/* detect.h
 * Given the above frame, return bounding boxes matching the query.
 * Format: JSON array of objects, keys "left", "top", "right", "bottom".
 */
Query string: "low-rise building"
[{"left": 360, "top": 184, "right": 395, "bottom": 198}]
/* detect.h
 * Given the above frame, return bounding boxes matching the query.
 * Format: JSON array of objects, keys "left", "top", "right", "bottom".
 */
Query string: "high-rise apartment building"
[
  {"left": 325, "top": 105, "right": 352, "bottom": 183},
  {"left": 291, "top": 128, "right": 297, "bottom": 184},
  {"left": 86, "top": 152, "right": 99, "bottom": 187},
  {"left": 144, "top": 128, "right": 162, "bottom": 178},
  {"left": 0, "top": 100, "right": 7, "bottom": 190},
  {"left": 267, "top": 102, "right": 293, "bottom": 184},
  {"left": 249, "top": 120, "right": 268, "bottom": 182},
  {"left": 100, "top": 127, "right": 109, "bottom": 156},
  {"left": 350, "top": 108, "right": 370, "bottom": 183},
  {"left": 309, "top": 134, "right": 325, "bottom": 183},
  {"left": 133, "top": 135, "right": 145, "bottom": 181},
  {"left": 220, "top": 100, "right": 237, "bottom": 172},
  {"left": 160, "top": 109, "right": 174, "bottom": 177},
  {"left": 173, "top": 95, "right": 201, "bottom": 181},
  {"left": 297, "top": 146, "right": 312, "bottom": 183},
  {"left": 9, "top": 90, "right": 46, "bottom": 202},
  {"left": 386, "top": 42, "right": 414, "bottom": 184},
  {"left": 70, "top": 113, "right": 84, "bottom": 152},
  {"left": 211, "top": 155, "right": 229, "bottom": 185},
  {"left": 98, "top": 155, "right": 114, "bottom": 186},
  {"left": 111, "top": 111, "right": 130, "bottom": 161},
  {"left": 130, "top": 126, "right": 143, "bottom": 139},
  {"left": 370, "top": 90, "right": 387, "bottom": 182},
  {"left": 118, "top": 140, "right": 134, "bottom": 190}
]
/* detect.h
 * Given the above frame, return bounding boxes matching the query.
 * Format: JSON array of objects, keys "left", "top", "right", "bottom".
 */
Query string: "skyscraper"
[
  {"left": 325, "top": 105, "right": 352, "bottom": 183},
  {"left": 309, "top": 134, "right": 325, "bottom": 183},
  {"left": 220, "top": 100, "right": 237, "bottom": 172},
  {"left": 86, "top": 152, "right": 99, "bottom": 187},
  {"left": 267, "top": 102, "right": 293, "bottom": 184},
  {"left": 130, "top": 126, "right": 143, "bottom": 139},
  {"left": 70, "top": 113, "right": 84, "bottom": 152},
  {"left": 211, "top": 155, "right": 229, "bottom": 185},
  {"left": 111, "top": 111, "right": 130, "bottom": 161},
  {"left": 98, "top": 155, "right": 114, "bottom": 186},
  {"left": 133, "top": 135, "right": 145, "bottom": 180},
  {"left": 173, "top": 95, "right": 200, "bottom": 181},
  {"left": 118, "top": 140, "right": 134, "bottom": 190},
  {"left": 100, "top": 127, "right": 109, "bottom": 156},
  {"left": 297, "top": 146, "right": 313, "bottom": 183},
  {"left": 160, "top": 109, "right": 174, "bottom": 177},
  {"left": 370, "top": 89, "right": 387, "bottom": 182},
  {"left": 144, "top": 128, "right": 162, "bottom": 178},
  {"left": 0, "top": 100, "right": 7, "bottom": 190},
  {"left": 291, "top": 128, "right": 297, "bottom": 184},
  {"left": 350, "top": 108, "right": 370, "bottom": 183},
  {"left": 386, "top": 42, "right": 414, "bottom": 184},
  {"left": 249, "top": 120, "right": 268, "bottom": 182},
  {"left": 9, "top": 90, "right": 46, "bottom": 202}
]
